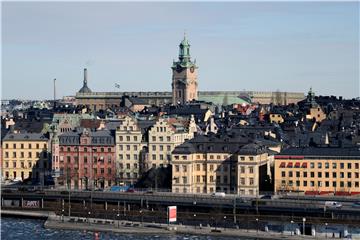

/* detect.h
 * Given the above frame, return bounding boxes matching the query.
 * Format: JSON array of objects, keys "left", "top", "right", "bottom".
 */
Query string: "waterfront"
[{"left": 1, "top": 217, "right": 255, "bottom": 240}]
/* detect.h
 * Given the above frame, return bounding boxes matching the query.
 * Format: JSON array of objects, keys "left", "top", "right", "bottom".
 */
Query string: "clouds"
[{"left": 2, "top": 2, "right": 359, "bottom": 99}]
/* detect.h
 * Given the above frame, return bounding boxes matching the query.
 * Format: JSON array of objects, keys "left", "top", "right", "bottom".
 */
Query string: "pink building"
[{"left": 56, "top": 128, "right": 116, "bottom": 190}]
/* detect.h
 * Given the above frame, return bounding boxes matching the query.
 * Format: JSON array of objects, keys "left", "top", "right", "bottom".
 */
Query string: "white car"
[
  {"left": 325, "top": 201, "right": 342, "bottom": 209},
  {"left": 211, "top": 192, "right": 226, "bottom": 197}
]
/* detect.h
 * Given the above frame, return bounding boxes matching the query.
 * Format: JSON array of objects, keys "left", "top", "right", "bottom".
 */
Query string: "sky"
[{"left": 2, "top": 2, "right": 359, "bottom": 100}]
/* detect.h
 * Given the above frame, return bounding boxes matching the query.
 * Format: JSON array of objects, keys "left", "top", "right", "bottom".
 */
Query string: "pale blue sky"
[{"left": 2, "top": 2, "right": 359, "bottom": 100}]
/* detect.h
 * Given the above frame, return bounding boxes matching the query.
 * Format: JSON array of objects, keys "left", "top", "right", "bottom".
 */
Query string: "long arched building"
[{"left": 75, "top": 36, "right": 305, "bottom": 111}]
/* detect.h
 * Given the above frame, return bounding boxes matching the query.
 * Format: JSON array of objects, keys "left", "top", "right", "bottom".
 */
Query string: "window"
[
  {"left": 281, "top": 171, "right": 286, "bottom": 177},
  {"left": 5, "top": 144, "right": 8, "bottom": 149},
  {"left": 126, "top": 136, "right": 130, "bottom": 141},
  {"left": 167, "top": 136, "right": 171, "bottom": 142},
  {"left": 159, "top": 145, "right": 163, "bottom": 151},
  {"left": 152, "top": 145, "right": 156, "bottom": 151},
  {"left": 152, "top": 136, "right": 156, "bottom": 141},
  {"left": 196, "top": 176, "right": 200, "bottom": 183},
  {"left": 310, "top": 172, "right": 314, "bottom": 178},
  {"left": 318, "top": 163, "right": 322, "bottom": 169},
  {"left": 134, "top": 136, "right": 138, "bottom": 141},
  {"left": 183, "top": 165, "right": 187, "bottom": 172},
  {"left": 210, "top": 176, "right": 214, "bottom": 182},
  {"left": 310, "top": 181, "right": 314, "bottom": 187},
  {"left": 249, "top": 167, "right": 254, "bottom": 174},
  {"left": 134, "top": 154, "right": 138, "bottom": 160},
  {"left": 119, "top": 154, "right": 123, "bottom": 160},
  {"left": 21, "top": 162, "right": 25, "bottom": 168},
  {"left": 126, "top": 145, "right": 130, "bottom": 151},
  {"left": 310, "top": 163, "right": 315, "bottom": 168},
  {"left": 332, "top": 172, "right": 337, "bottom": 178},
  {"left": 133, "top": 145, "right": 137, "bottom": 151},
  {"left": 340, "top": 163, "right": 344, "bottom": 169},
  {"left": 318, "top": 172, "right": 322, "bottom": 178},
  {"left": 347, "top": 163, "right": 352, "bottom": 169},
  {"left": 159, "top": 137, "right": 163, "bottom": 142},
  {"left": 303, "top": 181, "right": 307, "bottom": 187},
  {"left": 13, "top": 144, "right": 16, "bottom": 149},
  {"left": 347, "top": 172, "right": 351, "bottom": 178},
  {"left": 152, "top": 154, "right": 156, "bottom": 160},
  {"left": 289, "top": 171, "right": 293, "bottom": 177},
  {"left": 210, "top": 165, "right": 214, "bottom": 171},
  {"left": 325, "top": 172, "right": 329, "bottom": 178},
  {"left": 101, "top": 148, "right": 104, "bottom": 152},
  {"left": 21, "top": 144, "right": 24, "bottom": 149},
  {"left": 332, "top": 163, "right": 337, "bottom": 169},
  {"left": 325, "top": 162, "right": 329, "bottom": 169},
  {"left": 126, "top": 163, "right": 130, "bottom": 169},
  {"left": 340, "top": 172, "right": 344, "bottom": 178},
  {"left": 249, "top": 157, "right": 254, "bottom": 161},
  {"left": 355, "top": 163, "right": 359, "bottom": 169},
  {"left": 126, "top": 154, "right": 130, "bottom": 160},
  {"left": 249, "top": 178, "right": 254, "bottom": 185},
  {"left": 296, "top": 171, "right": 300, "bottom": 178},
  {"left": 240, "top": 178, "right": 245, "bottom": 185},
  {"left": 325, "top": 181, "right": 329, "bottom": 187},
  {"left": 196, "top": 164, "right": 200, "bottom": 171},
  {"left": 167, "top": 145, "right": 171, "bottom": 151},
  {"left": 224, "top": 176, "right": 228, "bottom": 184},
  {"left": 241, "top": 167, "right": 245, "bottom": 173},
  {"left": 119, "top": 136, "right": 123, "bottom": 141},
  {"left": 175, "top": 165, "right": 179, "bottom": 172}
]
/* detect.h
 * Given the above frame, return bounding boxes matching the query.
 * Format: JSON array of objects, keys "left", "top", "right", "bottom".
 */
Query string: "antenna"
[{"left": 53, "top": 78, "right": 56, "bottom": 108}]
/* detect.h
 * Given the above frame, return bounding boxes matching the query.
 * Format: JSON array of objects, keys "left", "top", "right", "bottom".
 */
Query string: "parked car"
[
  {"left": 325, "top": 201, "right": 342, "bottom": 209},
  {"left": 211, "top": 192, "right": 226, "bottom": 197}
]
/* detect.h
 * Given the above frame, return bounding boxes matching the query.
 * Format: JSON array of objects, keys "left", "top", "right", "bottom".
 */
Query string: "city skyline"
[{"left": 2, "top": 1, "right": 359, "bottom": 100}]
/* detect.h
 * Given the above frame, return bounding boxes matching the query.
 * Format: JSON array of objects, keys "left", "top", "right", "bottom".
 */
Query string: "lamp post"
[
  {"left": 223, "top": 216, "right": 227, "bottom": 230},
  {"left": 88, "top": 211, "right": 91, "bottom": 225},
  {"left": 302, "top": 218, "right": 306, "bottom": 236},
  {"left": 193, "top": 214, "right": 196, "bottom": 229},
  {"left": 325, "top": 222, "right": 328, "bottom": 239},
  {"left": 256, "top": 218, "right": 259, "bottom": 234},
  {"left": 290, "top": 220, "right": 294, "bottom": 236}
]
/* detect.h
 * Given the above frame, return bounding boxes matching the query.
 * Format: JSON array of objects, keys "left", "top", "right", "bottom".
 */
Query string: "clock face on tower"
[{"left": 190, "top": 66, "right": 195, "bottom": 73}]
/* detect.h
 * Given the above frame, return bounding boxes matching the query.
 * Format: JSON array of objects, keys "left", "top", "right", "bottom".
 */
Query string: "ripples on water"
[{"left": 1, "top": 217, "right": 253, "bottom": 240}]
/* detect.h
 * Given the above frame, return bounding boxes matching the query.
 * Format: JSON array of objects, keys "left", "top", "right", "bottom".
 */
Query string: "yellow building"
[
  {"left": 2, "top": 133, "right": 49, "bottom": 182},
  {"left": 172, "top": 135, "right": 273, "bottom": 195},
  {"left": 274, "top": 147, "right": 360, "bottom": 195}
]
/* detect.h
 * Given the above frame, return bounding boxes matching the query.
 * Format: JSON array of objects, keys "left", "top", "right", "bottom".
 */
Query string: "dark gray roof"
[
  {"left": 172, "top": 133, "right": 252, "bottom": 154},
  {"left": 278, "top": 147, "right": 360, "bottom": 157},
  {"left": 3, "top": 132, "right": 48, "bottom": 141},
  {"left": 236, "top": 143, "right": 269, "bottom": 155},
  {"left": 59, "top": 129, "right": 114, "bottom": 146}
]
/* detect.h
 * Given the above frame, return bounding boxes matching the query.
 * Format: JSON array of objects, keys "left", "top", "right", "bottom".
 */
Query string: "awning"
[
  {"left": 295, "top": 162, "right": 301, "bottom": 168},
  {"left": 302, "top": 162, "right": 308, "bottom": 168},
  {"left": 279, "top": 162, "right": 286, "bottom": 168},
  {"left": 287, "top": 162, "right": 293, "bottom": 168}
]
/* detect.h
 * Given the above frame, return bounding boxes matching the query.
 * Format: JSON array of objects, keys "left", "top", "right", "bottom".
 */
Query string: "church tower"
[{"left": 171, "top": 34, "right": 198, "bottom": 105}]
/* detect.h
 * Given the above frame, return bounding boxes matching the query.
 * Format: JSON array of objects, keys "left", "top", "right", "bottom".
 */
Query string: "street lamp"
[
  {"left": 88, "top": 211, "right": 91, "bottom": 225},
  {"left": 193, "top": 214, "right": 196, "bottom": 229},
  {"left": 290, "top": 220, "right": 294, "bottom": 236},
  {"left": 256, "top": 218, "right": 259, "bottom": 234},
  {"left": 302, "top": 218, "right": 306, "bottom": 236},
  {"left": 325, "top": 223, "right": 328, "bottom": 239},
  {"left": 223, "top": 216, "right": 227, "bottom": 230}
]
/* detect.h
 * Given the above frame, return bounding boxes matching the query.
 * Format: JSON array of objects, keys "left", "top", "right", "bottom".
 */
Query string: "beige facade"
[
  {"left": 2, "top": 134, "right": 49, "bottom": 182},
  {"left": 148, "top": 117, "right": 197, "bottom": 170},
  {"left": 236, "top": 153, "right": 272, "bottom": 195},
  {"left": 274, "top": 149, "right": 360, "bottom": 195},
  {"left": 269, "top": 113, "right": 284, "bottom": 124},
  {"left": 306, "top": 107, "right": 327, "bottom": 123},
  {"left": 172, "top": 143, "right": 273, "bottom": 195},
  {"left": 115, "top": 116, "right": 145, "bottom": 185}
]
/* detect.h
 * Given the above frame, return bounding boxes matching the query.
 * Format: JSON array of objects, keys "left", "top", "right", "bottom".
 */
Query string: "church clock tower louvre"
[{"left": 171, "top": 34, "right": 198, "bottom": 105}]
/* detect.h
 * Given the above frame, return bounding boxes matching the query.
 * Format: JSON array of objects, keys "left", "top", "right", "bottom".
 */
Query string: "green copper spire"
[{"left": 179, "top": 32, "right": 191, "bottom": 63}]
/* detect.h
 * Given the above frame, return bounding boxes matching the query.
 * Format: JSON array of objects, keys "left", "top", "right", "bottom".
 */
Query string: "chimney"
[{"left": 84, "top": 68, "right": 88, "bottom": 84}]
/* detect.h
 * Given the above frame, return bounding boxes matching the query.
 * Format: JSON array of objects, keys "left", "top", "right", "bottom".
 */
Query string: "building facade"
[
  {"left": 56, "top": 128, "right": 116, "bottom": 189},
  {"left": 172, "top": 135, "right": 273, "bottom": 195},
  {"left": 274, "top": 147, "right": 360, "bottom": 195},
  {"left": 2, "top": 133, "right": 49, "bottom": 182}
]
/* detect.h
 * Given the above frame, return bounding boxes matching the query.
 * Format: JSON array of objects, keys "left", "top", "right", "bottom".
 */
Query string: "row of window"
[
  {"left": 281, "top": 171, "right": 360, "bottom": 179},
  {"left": 118, "top": 163, "right": 138, "bottom": 169},
  {"left": 281, "top": 180, "right": 360, "bottom": 188},
  {"left": 4, "top": 143, "right": 46, "bottom": 149},
  {"left": 119, "top": 135, "right": 138, "bottom": 142},
  {"left": 61, "top": 167, "right": 113, "bottom": 175},
  {"left": 150, "top": 145, "right": 172, "bottom": 152},
  {"left": 60, "top": 147, "right": 112, "bottom": 153},
  {"left": 4, "top": 151, "right": 45, "bottom": 158},
  {"left": 61, "top": 155, "right": 112, "bottom": 164},
  {"left": 174, "top": 164, "right": 230, "bottom": 172},
  {"left": 3, "top": 160, "right": 46, "bottom": 169}
]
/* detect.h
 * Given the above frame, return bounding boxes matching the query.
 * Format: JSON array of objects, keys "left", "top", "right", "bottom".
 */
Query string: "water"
[{"left": 1, "top": 217, "right": 254, "bottom": 240}]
